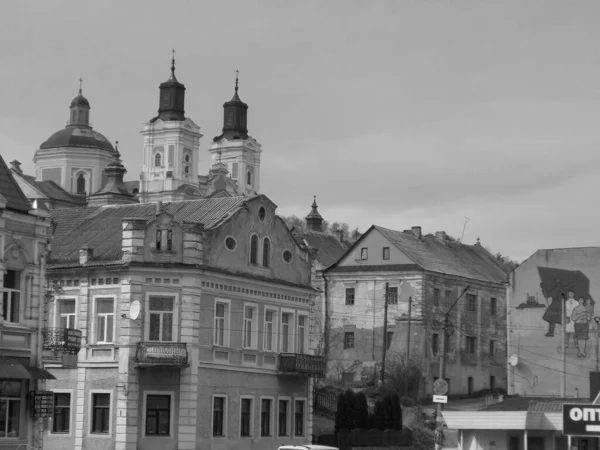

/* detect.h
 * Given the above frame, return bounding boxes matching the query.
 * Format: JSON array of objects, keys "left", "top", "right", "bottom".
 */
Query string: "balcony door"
[{"left": 147, "top": 296, "right": 174, "bottom": 341}]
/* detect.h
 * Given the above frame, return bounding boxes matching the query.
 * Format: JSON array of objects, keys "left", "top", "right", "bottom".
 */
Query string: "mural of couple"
[{"left": 540, "top": 267, "right": 596, "bottom": 358}]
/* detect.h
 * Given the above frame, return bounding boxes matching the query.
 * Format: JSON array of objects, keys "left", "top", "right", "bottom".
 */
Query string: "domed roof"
[
  {"left": 70, "top": 93, "right": 90, "bottom": 108},
  {"left": 39, "top": 126, "right": 115, "bottom": 153}
]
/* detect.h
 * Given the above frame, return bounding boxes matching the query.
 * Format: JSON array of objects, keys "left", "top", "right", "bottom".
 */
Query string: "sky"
[{"left": 1, "top": 0, "right": 599, "bottom": 262}]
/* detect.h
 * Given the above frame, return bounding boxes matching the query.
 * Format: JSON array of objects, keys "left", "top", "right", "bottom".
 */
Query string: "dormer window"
[
  {"left": 154, "top": 153, "right": 162, "bottom": 167},
  {"left": 155, "top": 229, "right": 173, "bottom": 252},
  {"left": 166, "top": 230, "right": 173, "bottom": 251},
  {"left": 156, "top": 230, "right": 162, "bottom": 251}
]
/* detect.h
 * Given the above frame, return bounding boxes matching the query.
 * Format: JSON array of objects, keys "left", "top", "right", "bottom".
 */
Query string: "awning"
[{"left": 0, "top": 359, "right": 56, "bottom": 380}]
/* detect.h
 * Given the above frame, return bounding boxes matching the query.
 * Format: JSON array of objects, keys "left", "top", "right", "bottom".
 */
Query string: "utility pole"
[
  {"left": 381, "top": 282, "right": 389, "bottom": 384},
  {"left": 435, "top": 285, "right": 470, "bottom": 450}
]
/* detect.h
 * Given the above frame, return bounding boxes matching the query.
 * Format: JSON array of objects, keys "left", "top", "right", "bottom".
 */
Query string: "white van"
[{"left": 278, "top": 446, "right": 339, "bottom": 450}]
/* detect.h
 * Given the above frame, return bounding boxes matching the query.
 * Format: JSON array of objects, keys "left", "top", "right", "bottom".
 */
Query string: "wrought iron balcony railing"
[
  {"left": 42, "top": 328, "right": 82, "bottom": 355},
  {"left": 278, "top": 353, "right": 325, "bottom": 376},
  {"left": 135, "top": 342, "right": 189, "bottom": 368}
]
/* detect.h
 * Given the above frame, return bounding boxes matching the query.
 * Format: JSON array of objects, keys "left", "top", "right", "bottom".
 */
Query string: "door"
[
  {"left": 467, "top": 377, "right": 473, "bottom": 395},
  {"left": 528, "top": 437, "right": 545, "bottom": 450}
]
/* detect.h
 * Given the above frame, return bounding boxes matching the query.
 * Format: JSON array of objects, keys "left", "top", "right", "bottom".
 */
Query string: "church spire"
[
  {"left": 213, "top": 69, "right": 249, "bottom": 142},
  {"left": 69, "top": 78, "right": 90, "bottom": 127},
  {"left": 305, "top": 195, "right": 324, "bottom": 232},
  {"left": 154, "top": 51, "right": 186, "bottom": 122}
]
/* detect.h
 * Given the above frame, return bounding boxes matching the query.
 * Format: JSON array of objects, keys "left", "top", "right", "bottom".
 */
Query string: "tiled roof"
[
  {"left": 17, "top": 172, "right": 85, "bottom": 205},
  {"left": 374, "top": 225, "right": 509, "bottom": 284},
  {"left": 49, "top": 196, "right": 249, "bottom": 264},
  {"left": 292, "top": 229, "right": 348, "bottom": 268},
  {"left": 0, "top": 156, "right": 30, "bottom": 213}
]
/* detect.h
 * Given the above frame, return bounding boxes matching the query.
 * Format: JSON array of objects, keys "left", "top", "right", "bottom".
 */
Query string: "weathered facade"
[
  {"left": 0, "top": 155, "right": 54, "bottom": 450},
  {"left": 42, "top": 195, "right": 324, "bottom": 450},
  {"left": 324, "top": 225, "right": 508, "bottom": 396},
  {"left": 508, "top": 247, "right": 600, "bottom": 398}
]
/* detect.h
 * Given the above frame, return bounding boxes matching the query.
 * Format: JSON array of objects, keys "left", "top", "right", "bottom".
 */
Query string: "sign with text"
[
  {"left": 433, "top": 395, "right": 448, "bottom": 404},
  {"left": 31, "top": 391, "right": 54, "bottom": 418},
  {"left": 563, "top": 403, "right": 600, "bottom": 436}
]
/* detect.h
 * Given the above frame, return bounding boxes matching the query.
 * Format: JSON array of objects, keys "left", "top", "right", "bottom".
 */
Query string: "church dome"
[
  {"left": 39, "top": 126, "right": 115, "bottom": 152},
  {"left": 70, "top": 93, "right": 90, "bottom": 108}
]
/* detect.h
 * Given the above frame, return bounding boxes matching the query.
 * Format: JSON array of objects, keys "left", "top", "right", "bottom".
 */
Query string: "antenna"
[{"left": 460, "top": 216, "right": 470, "bottom": 242}]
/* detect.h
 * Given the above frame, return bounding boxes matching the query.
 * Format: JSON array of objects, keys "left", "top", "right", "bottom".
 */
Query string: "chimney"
[
  {"left": 122, "top": 218, "right": 147, "bottom": 262},
  {"left": 411, "top": 226, "right": 422, "bottom": 239},
  {"left": 435, "top": 231, "right": 447, "bottom": 243},
  {"left": 9, "top": 160, "right": 22, "bottom": 174},
  {"left": 79, "top": 246, "right": 93, "bottom": 265},
  {"left": 182, "top": 222, "right": 205, "bottom": 264}
]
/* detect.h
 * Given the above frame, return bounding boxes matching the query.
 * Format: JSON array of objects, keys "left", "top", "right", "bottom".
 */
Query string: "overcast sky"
[{"left": 1, "top": 0, "right": 599, "bottom": 262}]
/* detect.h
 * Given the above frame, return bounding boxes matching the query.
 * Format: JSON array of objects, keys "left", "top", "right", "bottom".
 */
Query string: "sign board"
[
  {"left": 433, "top": 395, "right": 448, "bottom": 404},
  {"left": 563, "top": 403, "right": 600, "bottom": 436},
  {"left": 31, "top": 391, "right": 54, "bottom": 418},
  {"left": 433, "top": 378, "right": 449, "bottom": 395}
]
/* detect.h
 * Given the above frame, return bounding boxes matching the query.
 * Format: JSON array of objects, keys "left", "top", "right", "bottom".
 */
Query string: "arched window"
[
  {"left": 184, "top": 165, "right": 190, "bottom": 174},
  {"left": 262, "top": 238, "right": 270, "bottom": 267},
  {"left": 250, "top": 235, "right": 258, "bottom": 265},
  {"left": 76, "top": 173, "right": 86, "bottom": 194},
  {"left": 184, "top": 154, "right": 190, "bottom": 163},
  {"left": 246, "top": 170, "right": 252, "bottom": 186},
  {"left": 154, "top": 153, "right": 162, "bottom": 167}
]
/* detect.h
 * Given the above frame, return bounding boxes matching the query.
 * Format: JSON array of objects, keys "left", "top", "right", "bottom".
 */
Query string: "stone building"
[{"left": 323, "top": 225, "right": 509, "bottom": 396}]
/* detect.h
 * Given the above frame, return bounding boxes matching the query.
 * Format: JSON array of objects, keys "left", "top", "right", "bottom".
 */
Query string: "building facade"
[
  {"left": 324, "top": 225, "right": 509, "bottom": 396},
  {"left": 0, "top": 155, "right": 54, "bottom": 450},
  {"left": 42, "top": 194, "right": 324, "bottom": 450}
]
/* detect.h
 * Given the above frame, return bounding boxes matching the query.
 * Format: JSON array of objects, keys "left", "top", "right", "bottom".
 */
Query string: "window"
[
  {"left": 282, "top": 250, "right": 293, "bottom": 263},
  {"left": 387, "top": 286, "right": 398, "bottom": 305},
  {"left": 250, "top": 235, "right": 258, "bottom": 265},
  {"left": 184, "top": 154, "right": 190, "bottom": 163},
  {"left": 214, "top": 302, "right": 230, "bottom": 347},
  {"left": 432, "top": 333, "right": 440, "bottom": 354},
  {"left": 243, "top": 305, "right": 258, "bottom": 349},
  {"left": 0, "top": 381, "right": 20, "bottom": 437},
  {"left": 467, "top": 376, "right": 474, "bottom": 395},
  {"left": 52, "top": 392, "right": 71, "bottom": 433},
  {"left": 281, "top": 312, "right": 293, "bottom": 352},
  {"left": 264, "top": 310, "right": 276, "bottom": 352},
  {"left": 95, "top": 298, "right": 114, "bottom": 344},
  {"left": 433, "top": 288, "right": 440, "bottom": 307},
  {"left": 225, "top": 236, "right": 237, "bottom": 251},
  {"left": 296, "top": 315, "right": 307, "bottom": 354},
  {"left": 213, "top": 396, "right": 226, "bottom": 437},
  {"left": 76, "top": 173, "right": 85, "bottom": 194},
  {"left": 247, "top": 169, "right": 253, "bottom": 186},
  {"left": 258, "top": 207, "right": 266, "bottom": 221},
  {"left": 240, "top": 398, "right": 253, "bottom": 437},
  {"left": 154, "top": 153, "right": 162, "bottom": 167},
  {"left": 467, "top": 294, "right": 477, "bottom": 312},
  {"left": 466, "top": 336, "right": 476, "bottom": 354},
  {"left": 262, "top": 238, "right": 270, "bottom": 267},
  {"left": 490, "top": 297, "right": 497, "bottom": 316},
  {"left": 345, "top": 288, "right": 355, "bottom": 305},
  {"left": 382, "top": 247, "right": 390, "bottom": 260},
  {"left": 278, "top": 399, "right": 289, "bottom": 436},
  {"left": 360, "top": 248, "right": 368, "bottom": 260},
  {"left": 489, "top": 339, "right": 495, "bottom": 356},
  {"left": 2, "top": 270, "right": 21, "bottom": 323},
  {"left": 148, "top": 296, "right": 174, "bottom": 341},
  {"left": 445, "top": 290, "right": 452, "bottom": 307},
  {"left": 91, "top": 393, "right": 110, "bottom": 434},
  {"left": 344, "top": 332, "right": 354, "bottom": 349},
  {"left": 166, "top": 230, "right": 173, "bottom": 251},
  {"left": 145, "top": 394, "right": 171, "bottom": 436},
  {"left": 261, "top": 398, "right": 272, "bottom": 437},
  {"left": 386, "top": 331, "right": 393, "bottom": 350},
  {"left": 490, "top": 375, "right": 496, "bottom": 390},
  {"left": 156, "top": 229, "right": 162, "bottom": 251},
  {"left": 294, "top": 400, "right": 305, "bottom": 436},
  {"left": 231, "top": 162, "right": 238, "bottom": 179},
  {"left": 57, "top": 299, "right": 76, "bottom": 328},
  {"left": 184, "top": 165, "right": 190, "bottom": 174}
]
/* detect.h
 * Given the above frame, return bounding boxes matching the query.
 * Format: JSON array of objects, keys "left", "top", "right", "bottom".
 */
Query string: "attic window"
[
  {"left": 258, "top": 207, "right": 266, "bottom": 221},
  {"left": 283, "top": 250, "right": 292, "bottom": 263},
  {"left": 382, "top": 247, "right": 390, "bottom": 260}
]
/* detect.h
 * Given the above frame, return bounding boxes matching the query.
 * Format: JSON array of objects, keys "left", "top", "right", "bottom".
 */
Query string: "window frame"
[
  {"left": 293, "top": 398, "right": 307, "bottom": 437},
  {"left": 260, "top": 396, "right": 275, "bottom": 437},
  {"left": 296, "top": 314, "right": 309, "bottom": 354},
  {"left": 262, "top": 237, "right": 271, "bottom": 267},
  {"left": 240, "top": 395, "right": 254, "bottom": 438},
  {"left": 278, "top": 397, "right": 290, "bottom": 437},
  {"left": 345, "top": 287, "right": 355, "bottom": 306},
  {"left": 466, "top": 336, "right": 477, "bottom": 355},
  {"left": 212, "top": 394, "right": 228, "bottom": 438},
  {"left": 54, "top": 297, "right": 77, "bottom": 329},
  {"left": 0, "top": 380, "right": 22, "bottom": 438},
  {"left": 490, "top": 297, "right": 497, "bottom": 316},
  {"left": 280, "top": 308, "right": 295, "bottom": 353},
  {"left": 382, "top": 247, "right": 390, "bottom": 260},
  {"left": 89, "top": 390, "right": 112, "bottom": 436},
  {"left": 92, "top": 295, "right": 115, "bottom": 344},
  {"left": 489, "top": 339, "right": 495, "bottom": 357},
  {"left": 249, "top": 234, "right": 259, "bottom": 265},
  {"left": 142, "top": 391, "right": 175, "bottom": 437},
  {"left": 433, "top": 288, "right": 440, "bottom": 307},
  {"left": 360, "top": 247, "right": 368, "bottom": 260},
  {"left": 154, "top": 152, "right": 162, "bottom": 167},
  {"left": 263, "top": 307, "right": 278, "bottom": 352},
  {"left": 387, "top": 286, "right": 398, "bottom": 305},
  {"left": 50, "top": 390, "right": 73, "bottom": 435},
  {"left": 145, "top": 293, "right": 179, "bottom": 342},
  {"left": 243, "top": 302, "right": 259, "bottom": 350},
  {"left": 2, "top": 269, "right": 22, "bottom": 324},
  {"left": 466, "top": 293, "right": 477, "bottom": 312},
  {"left": 214, "top": 298, "right": 231, "bottom": 347},
  {"left": 343, "top": 331, "right": 355, "bottom": 349}
]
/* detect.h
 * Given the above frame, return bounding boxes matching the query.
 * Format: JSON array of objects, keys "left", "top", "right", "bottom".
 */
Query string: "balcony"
[
  {"left": 135, "top": 342, "right": 189, "bottom": 368},
  {"left": 42, "top": 328, "right": 82, "bottom": 355},
  {"left": 278, "top": 353, "right": 325, "bottom": 376}
]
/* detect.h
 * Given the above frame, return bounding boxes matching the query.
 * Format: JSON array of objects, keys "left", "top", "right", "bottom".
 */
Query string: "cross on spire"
[
  {"left": 235, "top": 69, "right": 239, "bottom": 93},
  {"left": 171, "top": 49, "right": 176, "bottom": 78},
  {"left": 79, "top": 77, "right": 83, "bottom": 94}
]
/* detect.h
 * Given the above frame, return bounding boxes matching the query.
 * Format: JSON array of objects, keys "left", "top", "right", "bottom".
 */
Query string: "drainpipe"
[{"left": 322, "top": 271, "right": 330, "bottom": 364}]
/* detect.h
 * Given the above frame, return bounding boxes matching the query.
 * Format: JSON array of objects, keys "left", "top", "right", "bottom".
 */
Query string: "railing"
[
  {"left": 278, "top": 353, "right": 325, "bottom": 376},
  {"left": 42, "top": 328, "right": 82, "bottom": 355},
  {"left": 314, "top": 386, "right": 338, "bottom": 413},
  {"left": 135, "top": 342, "right": 188, "bottom": 367}
]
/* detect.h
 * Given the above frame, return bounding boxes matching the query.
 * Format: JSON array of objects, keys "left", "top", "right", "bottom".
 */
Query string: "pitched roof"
[
  {"left": 292, "top": 228, "right": 348, "bottom": 268},
  {"left": 16, "top": 172, "right": 86, "bottom": 206},
  {"left": 49, "top": 196, "right": 250, "bottom": 265},
  {"left": 0, "top": 156, "right": 30, "bottom": 213},
  {"left": 477, "top": 396, "right": 588, "bottom": 412},
  {"left": 373, "top": 225, "right": 508, "bottom": 283}
]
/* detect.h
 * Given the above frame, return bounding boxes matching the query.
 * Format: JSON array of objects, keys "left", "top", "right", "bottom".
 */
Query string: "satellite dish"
[
  {"left": 129, "top": 300, "right": 141, "bottom": 320},
  {"left": 508, "top": 354, "right": 519, "bottom": 366}
]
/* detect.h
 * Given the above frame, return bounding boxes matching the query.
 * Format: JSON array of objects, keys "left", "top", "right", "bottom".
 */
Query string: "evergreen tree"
[
  {"left": 355, "top": 391, "right": 369, "bottom": 429},
  {"left": 383, "top": 394, "right": 395, "bottom": 430},
  {"left": 345, "top": 389, "right": 357, "bottom": 430},
  {"left": 391, "top": 393, "right": 403, "bottom": 430},
  {"left": 335, "top": 391, "right": 348, "bottom": 431},
  {"left": 373, "top": 398, "right": 386, "bottom": 430}
]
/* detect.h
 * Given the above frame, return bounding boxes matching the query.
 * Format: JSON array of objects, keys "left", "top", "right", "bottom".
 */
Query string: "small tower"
[
  {"left": 305, "top": 196, "right": 324, "bottom": 232},
  {"left": 139, "top": 52, "right": 203, "bottom": 203},
  {"left": 88, "top": 142, "right": 137, "bottom": 206},
  {"left": 210, "top": 71, "right": 262, "bottom": 196}
]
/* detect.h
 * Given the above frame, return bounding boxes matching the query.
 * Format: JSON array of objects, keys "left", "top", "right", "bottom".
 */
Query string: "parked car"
[{"left": 278, "top": 445, "right": 339, "bottom": 450}]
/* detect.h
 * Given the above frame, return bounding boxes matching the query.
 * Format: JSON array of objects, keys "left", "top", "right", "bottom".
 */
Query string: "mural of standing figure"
[
  {"left": 537, "top": 267, "right": 593, "bottom": 340},
  {"left": 571, "top": 297, "right": 593, "bottom": 357},
  {"left": 565, "top": 291, "right": 579, "bottom": 348}
]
